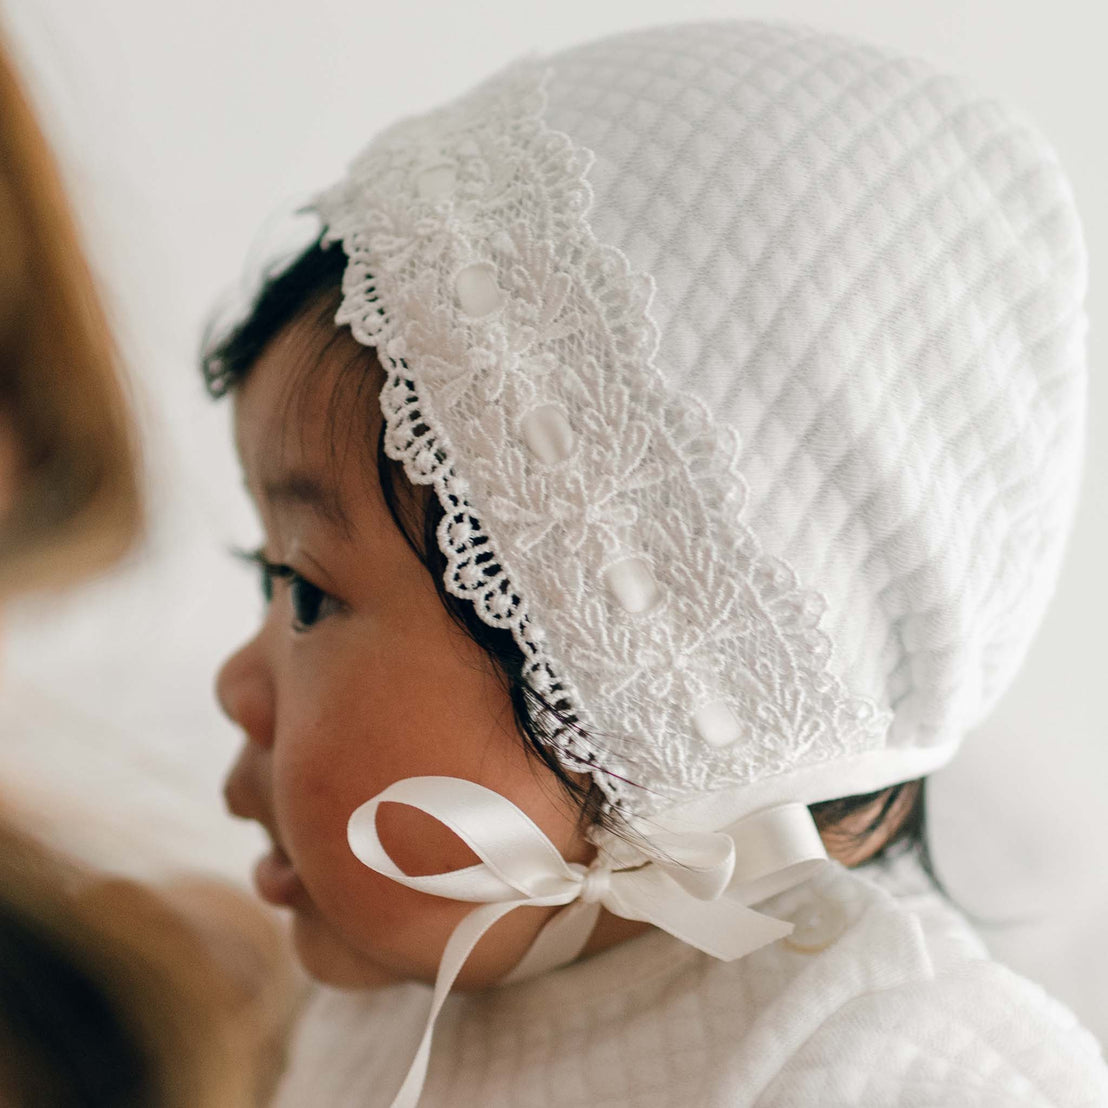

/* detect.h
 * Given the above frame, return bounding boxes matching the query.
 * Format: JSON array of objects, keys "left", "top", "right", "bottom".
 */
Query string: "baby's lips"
[{"left": 253, "top": 842, "right": 305, "bottom": 908}]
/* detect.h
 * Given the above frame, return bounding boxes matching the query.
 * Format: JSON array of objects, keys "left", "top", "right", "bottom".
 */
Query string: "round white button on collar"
[{"left": 783, "top": 894, "right": 849, "bottom": 954}]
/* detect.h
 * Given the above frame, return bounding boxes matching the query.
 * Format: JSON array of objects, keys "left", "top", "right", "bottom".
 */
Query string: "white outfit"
[{"left": 272, "top": 855, "right": 1108, "bottom": 1107}]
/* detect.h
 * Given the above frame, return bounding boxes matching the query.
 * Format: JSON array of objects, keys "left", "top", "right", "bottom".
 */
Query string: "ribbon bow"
[{"left": 347, "top": 776, "right": 827, "bottom": 1108}]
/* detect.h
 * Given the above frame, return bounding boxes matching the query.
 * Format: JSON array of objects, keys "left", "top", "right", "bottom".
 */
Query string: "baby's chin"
[
  {"left": 290, "top": 906, "right": 408, "bottom": 990},
  {"left": 287, "top": 902, "right": 514, "bottom": 992}
]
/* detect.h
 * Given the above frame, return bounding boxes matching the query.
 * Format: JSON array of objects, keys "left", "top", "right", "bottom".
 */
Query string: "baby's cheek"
[
  {"left": 375, "top": 800, "right": 482, "bottom": 877},
  {"left": 301, "top": 846, "right": 474, "bottom": 983},
  {"left": 278, "top": 783, "right": 467, "bottom": 961}
]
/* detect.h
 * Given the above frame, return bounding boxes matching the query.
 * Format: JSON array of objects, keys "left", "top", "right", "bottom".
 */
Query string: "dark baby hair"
[{"left": 202, "top": 235, "right": 939, "bottom": 878}]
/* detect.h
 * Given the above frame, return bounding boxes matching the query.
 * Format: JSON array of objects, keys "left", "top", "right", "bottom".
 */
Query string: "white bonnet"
[{"left": 313, "top": 20, "right": 1087, "bottom": 827}]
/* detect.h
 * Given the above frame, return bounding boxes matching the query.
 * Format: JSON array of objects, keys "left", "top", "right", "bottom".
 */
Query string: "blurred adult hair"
[
  {"left": 0, "top": 33, "right": 292, "bottom": 1107},
  {"left": 0, "top": 820, "right": 278, "bottom": 1107},
  {"left": 0, "top": 33, "right": 141, "bottom": 593}
]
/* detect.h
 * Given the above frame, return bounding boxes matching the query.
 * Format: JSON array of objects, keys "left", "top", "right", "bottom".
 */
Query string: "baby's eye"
[
  {"left": 233, "top": 548, "right": 341, "bottom": 631},
  {"left": 288, "top": 573, "right": 337, "bottom": 631}
]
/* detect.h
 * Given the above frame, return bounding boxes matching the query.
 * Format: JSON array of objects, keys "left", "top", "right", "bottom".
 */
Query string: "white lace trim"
[{"left": 312, "top": 60, "right": 892, "bottom": 818}]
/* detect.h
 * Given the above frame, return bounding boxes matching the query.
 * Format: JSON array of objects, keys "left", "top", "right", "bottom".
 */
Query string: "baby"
[{"left": 207, "top": 20, "right": 1108, "bottom": 1108}]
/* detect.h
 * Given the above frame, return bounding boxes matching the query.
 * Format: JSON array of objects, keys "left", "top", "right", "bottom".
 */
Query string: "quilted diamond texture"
[
  {"left": 756, "top": 965, "right": 1108, "bottom": 1107},
  {"left": 271, "top": 858, "right": 1108, "bottom": 1106},
  {"left": 545, "top": 20, "right": 1086, "bottom": 760}
]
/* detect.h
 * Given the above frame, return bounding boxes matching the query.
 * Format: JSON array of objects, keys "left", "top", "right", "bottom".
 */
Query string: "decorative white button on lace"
[
  {"left": 521, "top": 405, "right": 575, "bottom": 463},
  {"left": 692, "top": 699, "right": 743, "bottom": 748},
  {"left": 416, "top": 163, "right": 456, "bottom": 201},
  {"left": 455, "top": 264, "right": 502, "bottom": 316},
  {"left": 604, "top": 557, "right": 661, "bottom": 614}
]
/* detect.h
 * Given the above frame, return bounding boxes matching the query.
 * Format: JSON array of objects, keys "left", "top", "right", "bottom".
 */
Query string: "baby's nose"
[{"left": 215, "top": 635, "right": 274, "bottom": 750}]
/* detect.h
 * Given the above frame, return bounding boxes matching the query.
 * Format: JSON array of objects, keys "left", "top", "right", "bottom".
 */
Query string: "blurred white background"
[{"left": 1, "top": 0, "right": 1105, "bottom": 1045}]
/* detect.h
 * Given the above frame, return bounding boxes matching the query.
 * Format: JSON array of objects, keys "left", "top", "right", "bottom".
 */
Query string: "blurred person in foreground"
[{"left": 0, "top": 33, "right": 296, "bottom": 1108}]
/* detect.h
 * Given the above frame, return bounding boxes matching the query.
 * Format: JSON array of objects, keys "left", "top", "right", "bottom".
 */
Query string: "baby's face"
[{"left": 218, "top": 313, "right": 590, "bottom": 988}]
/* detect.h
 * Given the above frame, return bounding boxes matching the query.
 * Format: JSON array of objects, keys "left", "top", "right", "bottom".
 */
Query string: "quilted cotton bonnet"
[
  {"left": 312, "top": 20, "right": 1086, "bottom": 1105},
  {"left": 318, "top": 18, "right": 1087, "bottom": 826}
]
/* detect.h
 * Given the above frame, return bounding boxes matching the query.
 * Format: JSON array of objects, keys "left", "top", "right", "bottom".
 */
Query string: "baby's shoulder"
[{"left": 746, "top": 856, "right": 1108, "bottom": 1106}]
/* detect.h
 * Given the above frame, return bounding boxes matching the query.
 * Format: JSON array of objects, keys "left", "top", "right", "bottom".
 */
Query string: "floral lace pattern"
[{"left": 311, "top": 60, "right": 891, "bottom": 818}]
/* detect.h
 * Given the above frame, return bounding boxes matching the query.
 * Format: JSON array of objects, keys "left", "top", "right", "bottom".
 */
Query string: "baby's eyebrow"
[{"left": 261, "top": 471, "right": 353, "bottom": 536}]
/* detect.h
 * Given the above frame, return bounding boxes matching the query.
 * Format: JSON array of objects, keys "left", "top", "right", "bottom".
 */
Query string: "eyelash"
[{"left": 235, "top": 548, "right": 340, "bottom": 631}]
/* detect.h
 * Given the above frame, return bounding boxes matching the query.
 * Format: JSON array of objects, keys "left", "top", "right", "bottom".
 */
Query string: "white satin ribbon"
[{"left": 346, "top": 776, "right": 828, "bottom": 1108}]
